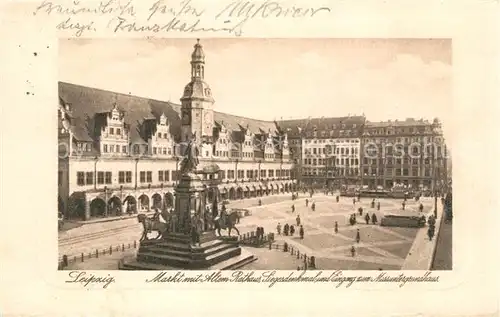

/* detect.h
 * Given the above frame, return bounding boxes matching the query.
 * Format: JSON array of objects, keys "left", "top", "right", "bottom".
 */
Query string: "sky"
[{"left": 59, "top": 38, "right": 452, "bottom": 136}]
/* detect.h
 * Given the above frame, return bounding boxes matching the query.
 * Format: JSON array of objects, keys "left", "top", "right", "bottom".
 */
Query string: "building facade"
[
  {"left": 58, "top": 40, "right": 296, "bottom": 221},
  {"left": 278, "top": 116, "right": 366, "bottom": 188},
  {"left": 360, "top": 118, "right": 448, "bottom": 191}
]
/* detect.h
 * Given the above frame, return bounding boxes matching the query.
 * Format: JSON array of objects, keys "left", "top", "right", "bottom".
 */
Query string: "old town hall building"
[
  {"left": 58, "top": 39, "right": 448, "bottom": 221},
  {"left": 58, "top": 40, "right": 296, "bottom": 220}
]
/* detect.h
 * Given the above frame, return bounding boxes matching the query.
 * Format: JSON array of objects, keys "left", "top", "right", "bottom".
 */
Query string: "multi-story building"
[
  {"left": 58, "top": 40, "right": 296, "bottom": 221},
  {"left": 360, "top": 118, "right": 447, "bottom": 191},
  {"left": 278, "top": 116, "right": 366, "bottom": 188}
]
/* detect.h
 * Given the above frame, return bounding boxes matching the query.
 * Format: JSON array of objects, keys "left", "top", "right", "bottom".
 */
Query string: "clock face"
[{"left": 204, "top": 112, "right": 211, "bottom": 124}]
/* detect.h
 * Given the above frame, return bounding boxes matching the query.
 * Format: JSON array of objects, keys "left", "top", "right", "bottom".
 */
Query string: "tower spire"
[{"left": 191, "top": 39, "right": 205, "bottom": 80}]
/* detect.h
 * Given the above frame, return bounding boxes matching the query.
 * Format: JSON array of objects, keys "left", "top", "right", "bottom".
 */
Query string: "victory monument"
[{"left": 119, "top": 133, "right": 256, "bottom": 270}]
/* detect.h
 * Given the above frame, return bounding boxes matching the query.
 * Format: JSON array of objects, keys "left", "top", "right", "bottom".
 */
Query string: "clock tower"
[{"left": 180, "top": 39, "right": 215, "bottom": 144}]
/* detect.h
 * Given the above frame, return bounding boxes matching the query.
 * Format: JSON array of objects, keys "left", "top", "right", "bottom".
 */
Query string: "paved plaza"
[
  {"left": 235, "top": 194, "right": 436, "bottom": 270},
  {"left": 62, "top": 193, "right": 438, "bottom": 270}
]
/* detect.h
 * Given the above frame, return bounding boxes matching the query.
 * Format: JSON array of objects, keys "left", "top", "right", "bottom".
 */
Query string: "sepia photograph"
[{"left": 57, "top": 38, "right": 452, "bottom": 271}]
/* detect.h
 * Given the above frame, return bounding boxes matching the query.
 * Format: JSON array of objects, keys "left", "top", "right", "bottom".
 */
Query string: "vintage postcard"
[
  {"left": 57, "top": 38, "right": 452, "bottom": 273},
  {"left": 1, "top": 0, "right": 499, "bottom": 316}
]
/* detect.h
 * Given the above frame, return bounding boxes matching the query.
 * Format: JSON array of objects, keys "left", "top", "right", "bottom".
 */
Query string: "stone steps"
[{"left": 144, "top": 242, "right": 234, "bottom": 259}]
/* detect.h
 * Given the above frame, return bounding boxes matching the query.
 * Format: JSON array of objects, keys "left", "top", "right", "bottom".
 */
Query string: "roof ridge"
[{"left": 59, "top": 81, "right": 181, "bottom": 108}]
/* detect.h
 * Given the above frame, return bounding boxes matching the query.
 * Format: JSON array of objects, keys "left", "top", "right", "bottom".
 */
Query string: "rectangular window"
[
  {"left": 122, "top": 146, "right": 127, "bottom": 153},
  {"left": 164, "top": 171, "right": 170, "bottom": 181},
  {"left": 269, "top": 170, "right": 274, "bottom": 177},
  {"left": 403, "top": 168, "right": 409, "bottom": 176},
  {"left": 140, "top": 171, "right": 146, "bottom": 183},
  {"left": 126, "top": 171, "right": 132, "bottom": 183},
  {"left": 103, "top": 144, "right": 108, "bottom": 153},
  {"left": 146, "top": 171, "right": 152, "bottom": 183},
  {"left": 117, "top": 128, "right": 121, "bottom": 135},
  {"left": 77, "top": 172, "right": 85, "bottom": 186},
  {"left": 396, "top": 169, "right": 401, "bottom": 176},
  {"left": 105, "top": 172, "right": 112, "bottom": 184},
  {"left": 85, "top": 172, "right": 93, "bottom": 185},
  {"left": 110, "top": 145, "right": 115, "bottom": 153},
  {"left": 153, "top": 147, "right": 157, "bottom": 155},
  {"left": 119, "top": 171, "right": 125, "bottom": 184},
  {"left": 109, "top": 128, "right": 114, "bottom": 135},
  {"left": 412, "top": 168, "right": 418, "bottom": 176},
  {"left": 158, "top": 170, "right": 164, "bottom": 182},
  {"left": 97, "top": 172, "right": 104, "bottom": 184}
]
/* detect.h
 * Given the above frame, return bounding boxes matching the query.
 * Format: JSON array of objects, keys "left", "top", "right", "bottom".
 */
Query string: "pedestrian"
[
  {"left": 276, "top": 222, "right": 281, "bottom": 235},
  {"left": 306, "top": 199, "right": 309, "bottom": 207},
  {"left": 296, "top": 215, "right": 301, "bottom": 226},
  {"left": 299, "top": 225, "right": 304, "bottom": 239},
  {"left": 291, "top": 204, "right": 295, "bottom": 213},
  {"left": 365, "top": 213, "right": 370, "bottom": 224},
  {"left": 290, "top": 225, "right": 295, "bottom": 236},
  {"left": 371, "top": 199, "right": 375, "bottom": 208},
  {"left": 311, "top": 202, "right": 315, "bottom": 211},
  {"left": 372, "top": 213, "right": 378, "bottom": 225},
  {"left": 377, "top": 201, "right": 380, "bottom": 211},
  {"left": 356, "top": 229, "right": 360, "bottom": 243},
  {"left": 353, "top": 197, "right": 356, "bottom": 205},
  {"left": 349, "top": 214, "right": 357, "bottom": 226},
  {"left": 284, "top": 223, "right": 289, "bottom": 236},
  {"left": 336, "top": 195, "right": 339, "bottom": 203},
  {"left": 427, "top": 226, "right": 435, "bottom": 241},
  {"left": 358, "top": 206, "right": 363, "bottom": 216},
  {"left": 351, "top": 246, "right": 356, "bottom": 257},
  {"left": 402, "top": 201, "right": 406, "bottom": 210},
  {"left": 334, "top": 221, "right": 338, "bottom": 234},
  {"left": 258, "top": 199, "right": 262, "bottom": 206},
  {"left": 419, "top": 203, "right": 424, "bottom": 213}
]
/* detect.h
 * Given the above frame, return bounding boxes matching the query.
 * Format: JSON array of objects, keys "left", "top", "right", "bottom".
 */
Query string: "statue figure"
[
  {"left": 180, "top": 132, "right": 200, "bottom": 174},
  {"left": 138, "top": 213, "right": 169, "bottom": 241}
]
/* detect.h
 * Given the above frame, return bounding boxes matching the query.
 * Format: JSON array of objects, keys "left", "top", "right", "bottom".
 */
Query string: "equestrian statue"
[{"left": 137, "top": 212, "right": 171, "bottom": 241}]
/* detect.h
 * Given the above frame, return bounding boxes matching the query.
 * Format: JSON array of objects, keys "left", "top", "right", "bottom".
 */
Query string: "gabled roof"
[{"left": 59, "top": 82, "right": 279, "bottom": 145}]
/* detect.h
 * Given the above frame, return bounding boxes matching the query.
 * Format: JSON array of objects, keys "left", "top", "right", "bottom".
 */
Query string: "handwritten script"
[
  {"left": 145, "top": 270, "right": 440, "bottom": 288},
  {"left": 32, "top": 0, "right": 332, "bottom": 37},
  {"left": 65, "top": 271, "right": 116, "bottom": 288}
]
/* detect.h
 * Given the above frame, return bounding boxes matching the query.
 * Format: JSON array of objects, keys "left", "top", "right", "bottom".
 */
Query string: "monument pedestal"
[
  {"left": 119, "top": 170, "right": 256, "bottom": 270},
  {"left": 119, "top": 232, "right": 256, "bottom": 270}
]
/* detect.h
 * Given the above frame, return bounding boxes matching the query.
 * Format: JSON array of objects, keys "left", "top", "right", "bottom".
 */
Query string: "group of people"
[
  {"left": 370, "top": 199, "right": 381, "bottom": 210},
  {"left": 276, "top": 221, "right": 305, "bottom": 239},
  {"left": 304, "top": 199, "right": 316, "bottom": 211}
]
